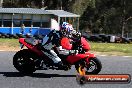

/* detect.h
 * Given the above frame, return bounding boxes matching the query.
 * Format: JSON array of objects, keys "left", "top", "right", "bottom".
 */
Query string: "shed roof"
[
  {"left": 46, "top": 10, "right": 80, "bottom": 17},
  {"left": 0, "top": 8, "right": 51, "bottom": 14},
  {"left": 0, "top": 8, "right": 80, "bottom": 17}
]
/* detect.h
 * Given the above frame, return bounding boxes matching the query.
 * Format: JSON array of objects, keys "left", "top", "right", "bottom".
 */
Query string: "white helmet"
[
  {"left": 62, "top": 22, "right": 69, "bottom": 29},
  {"left": 61, "top": 22, "right": 78, "bottom": 38},
  {"left": 61, "top": 22, "right": 74, "bottom": 32},
  {"left": 66, "top": 24, "right": 74, "bottom": 32}
]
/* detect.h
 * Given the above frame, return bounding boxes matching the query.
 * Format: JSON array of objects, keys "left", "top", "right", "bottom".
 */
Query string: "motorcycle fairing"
[
  {"left": 81, "top": 37, "right": 91, "bottom": 51},
  {"left": 19, "top": 38, "right": 43, "bottom": 56},
  {"left": 61, "top": 37, "right": 91, "bottom": 51},
  {"left": 66, "top": 52, "right": 95, "bottom": 64}
]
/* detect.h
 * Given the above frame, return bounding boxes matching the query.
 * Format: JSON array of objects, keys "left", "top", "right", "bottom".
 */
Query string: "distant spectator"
[
  {"left": 29, "top": 25, "right": 33, "bottom": 33},
  {"left": 21, "top": 24, "right": 25, "bottom": 34}
]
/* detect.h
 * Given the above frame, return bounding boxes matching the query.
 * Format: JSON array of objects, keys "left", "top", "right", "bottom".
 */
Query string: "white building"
[{"left": 0, "top": 8, "right": 80, "bottom": 35}]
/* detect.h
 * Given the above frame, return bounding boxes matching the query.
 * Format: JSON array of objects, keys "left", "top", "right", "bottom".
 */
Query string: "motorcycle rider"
[
  {"left": 41, "top": 29, "right": 63, "bottom": 68},
  {"left": 56, "top": 22, "right": 79, "bottom": 55},
  {"left": 41, "top": 21, "right": 78, "bottom": 69}
]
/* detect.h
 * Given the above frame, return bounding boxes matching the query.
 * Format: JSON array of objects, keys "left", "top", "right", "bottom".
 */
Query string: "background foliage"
[{"left": 2, "top": 0, "right": 132, "bottom": 37}]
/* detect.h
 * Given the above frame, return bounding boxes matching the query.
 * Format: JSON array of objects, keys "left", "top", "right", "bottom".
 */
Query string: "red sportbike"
[{"left": 13, "top": 33, "right": 102, "bottom": 75}]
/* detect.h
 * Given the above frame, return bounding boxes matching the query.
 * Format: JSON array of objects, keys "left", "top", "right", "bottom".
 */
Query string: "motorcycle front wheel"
[
  {"left": 13, "top": 49, "right": 36, "bottom": 74},
  {"left": 76, "top": 58, "right": 102, "bottom": 75}
]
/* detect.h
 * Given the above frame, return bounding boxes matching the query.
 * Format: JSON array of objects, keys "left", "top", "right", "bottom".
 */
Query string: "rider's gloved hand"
[{"left": 69, "top": 50, "right": 78, "bottom": 55}]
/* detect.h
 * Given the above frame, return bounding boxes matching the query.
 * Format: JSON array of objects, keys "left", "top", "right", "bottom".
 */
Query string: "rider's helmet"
[
  {"left": 61, "top": 22, "right": 75, "bottom": 37},
  {"left": 61, "top": 22, "right": 68, "bottom": 29}
]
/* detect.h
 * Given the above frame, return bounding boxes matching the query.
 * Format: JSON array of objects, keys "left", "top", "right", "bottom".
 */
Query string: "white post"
[
  {"left": 58, "top": 17, "right": 60, "bottom": 25},
  {"left": 77, "top": 17, "right": 79, "bottom": 31},
  {"left": 11, "top": 13, "right": 14, "bottom": 34},
  {"left": 1, "top": 13, "right": 3, "bottom": 27}
]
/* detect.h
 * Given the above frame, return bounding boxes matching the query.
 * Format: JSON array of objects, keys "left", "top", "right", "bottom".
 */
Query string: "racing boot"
[{"left": 54, "top": 61, "right": 67, "bottom": 70}]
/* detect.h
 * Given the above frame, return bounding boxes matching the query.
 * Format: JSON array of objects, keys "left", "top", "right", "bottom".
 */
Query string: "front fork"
[
  {"left": 75, "top": 59, "right": 86, "bottom": 76},
  {"left": 76, "top": 57, "right": 92, "bottom": 75},
  {"left": 78, "top": 65, "right": 86, "bottom": 75}
]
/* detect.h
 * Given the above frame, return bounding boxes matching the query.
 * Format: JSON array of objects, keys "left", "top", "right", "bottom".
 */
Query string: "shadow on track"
[{"left": 0, "top": 72, "right": 76, "bottom": 78}]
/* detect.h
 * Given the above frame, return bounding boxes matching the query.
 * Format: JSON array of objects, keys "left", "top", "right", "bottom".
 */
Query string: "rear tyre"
[{"left": 13, "top": 49, "right": 36, "bottom": 74}]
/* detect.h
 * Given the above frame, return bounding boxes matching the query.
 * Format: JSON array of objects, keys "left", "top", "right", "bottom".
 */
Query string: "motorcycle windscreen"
[
  {"left": 61, "top": 37, "right": 72, "bottom": 50},
  {"left": 81, "top": 37, "right": 91, "bottom": 51}
]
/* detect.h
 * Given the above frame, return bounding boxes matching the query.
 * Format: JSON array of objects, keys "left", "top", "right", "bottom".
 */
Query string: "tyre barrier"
[{"left": 82, "top": 34, "right": 131, "bottom": 44}]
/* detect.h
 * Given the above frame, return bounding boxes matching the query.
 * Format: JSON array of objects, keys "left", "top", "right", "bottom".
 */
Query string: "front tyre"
[
  {"left": 76, "top": 58, "right": 102, "bottom": 75},
  {"left": 85, "top": 58, "right": 102, "bottom": 74},
  {"left": 13, "top": 49, "right": 36, "bottom": 74}
]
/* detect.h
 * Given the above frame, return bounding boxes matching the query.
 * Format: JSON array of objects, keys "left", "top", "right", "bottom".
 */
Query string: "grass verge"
[
  {"left": 90, "top": 42, "right": 132, "bottom": 56},
  {"left": 0, "top": 38, "right": 132, "bottom": 56},
  {"left": 0, "top": 38, "right": 19, "bottom": 47},
  {"left": 0, "top": 38, "right": 19, "bottom": 51}
]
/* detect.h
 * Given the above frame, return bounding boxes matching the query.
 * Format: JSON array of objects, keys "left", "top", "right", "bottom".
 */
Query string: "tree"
[{"left": 2, "top": 0, "right": 132, "bottom": 36}]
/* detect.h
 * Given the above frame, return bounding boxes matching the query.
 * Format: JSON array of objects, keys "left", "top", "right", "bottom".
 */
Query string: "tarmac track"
[{"left": 0, "top": 51, "right": 131, "bottom": 88}]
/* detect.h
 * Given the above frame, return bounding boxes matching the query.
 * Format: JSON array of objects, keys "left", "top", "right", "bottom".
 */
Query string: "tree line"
[{"left": 2, "top": 0, "right": 132, "bottom": 37}]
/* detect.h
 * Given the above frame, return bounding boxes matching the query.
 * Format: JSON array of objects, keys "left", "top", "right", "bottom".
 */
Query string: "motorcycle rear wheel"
[
  {"left": 76, "top": 58, "right": 102, "bottom": 75},
  {"left": 13, "top": 49, "right": 36, "bottom": 74}
]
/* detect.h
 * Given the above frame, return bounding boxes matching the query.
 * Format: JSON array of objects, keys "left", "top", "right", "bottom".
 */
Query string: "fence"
[{"left": 0, "top": 27, "right": 51, "bottom": 35}]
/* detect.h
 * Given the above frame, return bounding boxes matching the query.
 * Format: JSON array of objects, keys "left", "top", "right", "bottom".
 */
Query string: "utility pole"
[
  {"left": 0, "top": 0, "right": 3, "bottom": 8},
  {"left": 58, "top": 0, "right": 62, "bottom": 10},
  {"left": 121, "top": 0, "right": 126, "bottom": 37},
  {"left": 60, "top": 0, "right": 62, "bottom": 10}
]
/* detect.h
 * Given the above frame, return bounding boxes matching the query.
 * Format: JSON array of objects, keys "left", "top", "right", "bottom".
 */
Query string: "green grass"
[
  {"left": 0, "top": 38, "right": 132, "bottom": 56},
  {"left": 90, "top": 42, "right": 132, "bottom": 56},
  {"left": 0, "top": 38, "right": 19, "bottom": 47}
]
